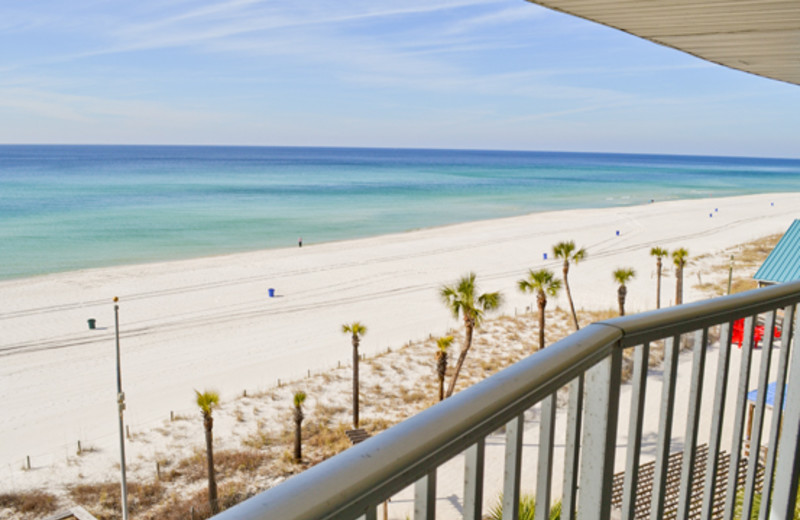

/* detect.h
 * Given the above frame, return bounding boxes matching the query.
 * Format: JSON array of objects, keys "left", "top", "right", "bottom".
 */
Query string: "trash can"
[
  {"left": 87, "top": 318, "right": 96, "bottom": 330},
  {"left": 268, "top": 288, "right": 275, "bottom": 298}
]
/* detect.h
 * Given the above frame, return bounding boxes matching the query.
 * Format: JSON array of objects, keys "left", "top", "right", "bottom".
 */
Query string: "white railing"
[{"left": 213, "top": 281, "right": 800, "bottom": 520}]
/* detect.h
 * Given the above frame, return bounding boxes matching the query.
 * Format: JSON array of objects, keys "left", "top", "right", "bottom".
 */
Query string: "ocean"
[{"left": 1, "top": 145, "right": 799, "bottom": 281}]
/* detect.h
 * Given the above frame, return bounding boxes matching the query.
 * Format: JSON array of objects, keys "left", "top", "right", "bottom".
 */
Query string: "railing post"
[
  {"left": 724, "top": 316, "right": 757, "bottom": 520},
  {"left": 701, "top": 322, "right": 733, "bottom": 520},
  {"left": 676, "top": 328, "right": 708, "bottom": 520},
  {"left": 650, "top": 335, "right": 681, "bottom": 520},
  {"left": 503, "top": 414, "right": 525, "bottom": 520},
  {"left": 621, "top": 343, "right": 650, "bottom": 520},
  {"left": 562, "top": 374, "right": 584, "bottom": 520},
  {"left": 535, "top": 393, "right": 557, "bottom": 520},
  {"left": 463, "top": 439, "right": 485, "bottom": 520},
  {"left": 414, "top": 470, "right": 436, "bottom": 520},
  {"left": 759, "top": 305, "right": 796, "bottom": 520},
  {"left": 770, "top": 307, "right": 800, "bottom": 519},
  {"left": 577, "top": 345, "right": 622, "bottom": 520}
]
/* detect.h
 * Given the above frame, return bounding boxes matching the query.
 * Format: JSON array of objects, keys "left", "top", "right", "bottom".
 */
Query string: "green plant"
[{"left": 488, "top": 493, "right": 561, "bottom": 520}]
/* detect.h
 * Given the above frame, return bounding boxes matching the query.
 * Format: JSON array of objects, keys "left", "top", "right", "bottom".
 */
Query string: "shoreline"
[
  {"left": 0, "top": 191, "right": 790, "bottom": 284},
  {"left": 1, "top": 192, "right": 798, "bottom": 499}
]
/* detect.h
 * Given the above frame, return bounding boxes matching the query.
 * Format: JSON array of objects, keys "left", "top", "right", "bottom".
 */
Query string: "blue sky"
[{"left": 2, "top": 0, "right": 799, "bottom": 157}]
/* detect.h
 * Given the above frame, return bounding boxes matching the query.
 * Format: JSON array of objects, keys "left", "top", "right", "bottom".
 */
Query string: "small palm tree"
[
  {"left": 342, "top": 322, "right": 367, "bottom": 428},
  {"left": 488, "top": 494, "right": 562, "bottom": 520},
  {"left": 195, "top": 390, "right": 220, "bottom": 515},
  {"left": 650, "top": 247, "right": 669, "bottom": 309},
  {"left": 434, "top": 336, "right": 454, "bottom": 401},
  {"left": 553, "top": 241, "right": 587, "bottom": 330},
  {"left": 517, "top": 269, "right": 562, "bottom": 351},
  {"left": 613, "top": 267, "right": 636, "bottom": 316},
  {"left": 440, "top": 272, "right": 503, "bottom": 397},
  {"left": 293, "top": 391, "right": 306, "bottom": 462},
  {"left": 672, "top": 248, "right": 689, "bottom": 305}
]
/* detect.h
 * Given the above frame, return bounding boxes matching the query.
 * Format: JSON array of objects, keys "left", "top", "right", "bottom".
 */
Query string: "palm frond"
[
  {"left": 436, "top": 335, "right": 454, "bottom": 351},
  {"left": 613, "top": 267, "right": 636, "bottom": 284},
  {"left": 672, "top": 247, "right": 689, "bottom": 266},
  {"left": 195, "top": 390, "right": 220, "bottom": 415},
  {"left": 650, "top": 246, "right": 669, "bottom": 258},
  {"left": 342, "top": 321, "right": 367, "bottom": 336}
]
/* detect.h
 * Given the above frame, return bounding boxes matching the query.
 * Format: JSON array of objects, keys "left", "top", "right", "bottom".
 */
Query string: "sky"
[{"left": 1, "top": 0, "right": 799, "bottom": 157}]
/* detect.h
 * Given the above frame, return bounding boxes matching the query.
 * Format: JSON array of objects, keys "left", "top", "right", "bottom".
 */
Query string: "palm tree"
[
  {"left": 293, "top": 391, "right": 306, "bottom": 462},
  {"left": 672, "top": 248, "right": 689, "bottom": 305},
  {"left": 434, "top": 336, "right": 454, "bottom": 401},
  {"left": 440, "top": 272, "right": 503, "bottom": 398},
  {"left": 517, "top": 269, "right": 562, "bottom": 351},
  {"left": 553, "top": 241, "right": 587, "bottom": 330},
  {"left": 650, "top": 247, "right": 669, "bottom": 309},
  {"left": 195, "top": 390, "right": 220, "bottom": 515},
  {"left": 613, "top": 267, "right": 636, "bottom": 316},
  {"left": 342, "top": 322, "right": 367, "bottom": 429}
]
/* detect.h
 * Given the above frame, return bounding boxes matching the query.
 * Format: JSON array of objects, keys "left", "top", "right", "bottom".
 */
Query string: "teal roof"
[{"left": 754, "top": 220, "right": 800, "bottom": 284}]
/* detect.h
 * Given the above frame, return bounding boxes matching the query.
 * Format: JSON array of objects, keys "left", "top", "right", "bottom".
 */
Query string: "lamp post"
[
  {"left": 114, "top": 297, "right": 129, "bottom": 520},
  {"left": 727, "top": 255, "right": 734, "bottom": 295}
]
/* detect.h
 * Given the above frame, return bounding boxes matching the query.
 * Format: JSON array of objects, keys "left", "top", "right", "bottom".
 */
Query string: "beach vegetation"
[
  {"left": 293, "top": 390, "right": 306, "bottom": 462},
  {"left": 69, "top": 481, "right": 166, "bottom": 518},
  {"left": 434, "top": 335, "right": 454, "bottom": 401},
  {"left": 553, "top": 241, "right": 587, "bottom": 330},
  {"left": 440, "top": 272, "right": 503, "bottom": 397},
  {"left": 195, "top": 389, "right": 220, "bottom": 514},
  {"left": 650, "top": 247, "right": 669, "bottom": 308},
  {"left": 517, "top": 268, "right": 562, "bottom": 351},
  {"left": 613, "top": 267, "right": 636, "bottom": 316},
  {"left": 488, "top": 493, "right": 562, "bottom": 520},
  {"left": 342, "top": 322, "right": 367, "bottom": 428},
  {"left": 0, "top": 491, "right": 59, "bottom": 517},
  {"left": 672, "top": 248, "right": 690, "bottom": 305}
]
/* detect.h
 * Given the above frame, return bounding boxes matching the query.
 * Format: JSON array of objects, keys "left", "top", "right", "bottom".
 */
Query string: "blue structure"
[{"left": 754, "top": 219, "right": 800, "bottom": 286}]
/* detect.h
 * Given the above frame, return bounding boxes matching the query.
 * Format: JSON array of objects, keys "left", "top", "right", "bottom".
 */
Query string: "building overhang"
[{"left": 527, "top": 0, "right": 800, "bottom": 86}]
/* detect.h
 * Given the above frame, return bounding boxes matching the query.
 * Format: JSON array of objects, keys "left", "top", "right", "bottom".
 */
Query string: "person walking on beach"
[{"left": 298, "top": 237, "right": 303, "bottom": 248}]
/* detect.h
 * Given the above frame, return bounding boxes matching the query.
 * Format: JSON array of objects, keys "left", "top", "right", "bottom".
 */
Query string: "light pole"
[
  {"left": 114, "top": 297, "right": 129, "bottom": 520},
  {"left": 727, "top": 254, "right": 734, "bottom": 295}
]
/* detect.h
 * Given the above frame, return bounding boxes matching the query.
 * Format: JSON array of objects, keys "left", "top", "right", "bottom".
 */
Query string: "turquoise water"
[{"left": 1, "top": 145, "right": 799, "bottom": 280}]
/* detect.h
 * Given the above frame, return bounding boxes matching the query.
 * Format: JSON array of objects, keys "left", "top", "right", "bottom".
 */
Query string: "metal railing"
[{"left": 214, "top": 281, "right": 800, "bottom": 520}]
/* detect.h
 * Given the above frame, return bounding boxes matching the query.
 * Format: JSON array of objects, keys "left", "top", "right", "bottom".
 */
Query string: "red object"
[{"left": 731, "top": 318, "right": 781, "bottom": 348}]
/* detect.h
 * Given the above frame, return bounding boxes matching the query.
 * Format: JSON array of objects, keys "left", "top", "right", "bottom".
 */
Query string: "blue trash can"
[{"left": 268, "top": 288, "right": 275, "bottom": 297}]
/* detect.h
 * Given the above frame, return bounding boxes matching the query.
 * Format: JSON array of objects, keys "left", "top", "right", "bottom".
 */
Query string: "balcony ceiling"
[{"left": 527, "top": 0, "right": 800, "bottom": 86}]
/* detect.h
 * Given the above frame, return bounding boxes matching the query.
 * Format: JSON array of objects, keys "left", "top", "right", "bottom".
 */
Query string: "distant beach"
[{"left": 2, "top": 145, "right": 800, "bottom": 280}]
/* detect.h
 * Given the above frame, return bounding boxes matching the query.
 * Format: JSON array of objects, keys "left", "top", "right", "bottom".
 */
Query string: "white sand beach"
[{"left": 1, "top": 192, "right": 798, "bottom": 513}]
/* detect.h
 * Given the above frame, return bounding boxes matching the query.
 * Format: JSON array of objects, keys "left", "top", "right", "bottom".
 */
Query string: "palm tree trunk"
[
  {"left": 352, "top": 336, "right": 359, "bottom": 429},
  {"left": 293, "top": 412, "right": 303, "bottom": 462},
  {"left": 563, "top": 263, "right": 580, "bottom": 330},
  {"left": 438, "top": 377, "right": 444, "bottom": 402},
  {"left": 204, "top": 415, "right": 218, "bottom": 514},
  {"left": 676, "top": 264, "right": 683, "bottom": 305},
  {"left": 656, "top": 258, "right": 662, "bottom": 309},
  {"left": 618, "top": 285, "right": 627, "bottom": 316},
  {"left": 537, "top": 293, "right": 547, "bottom": 351},
  {"left": 446, "top": 320, "right": 474, "bottom": 397}
]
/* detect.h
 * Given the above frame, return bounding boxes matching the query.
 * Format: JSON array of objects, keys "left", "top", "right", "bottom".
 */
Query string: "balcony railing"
[{"left": 213, "top": 280, "right": 800, "bottom": 520}]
